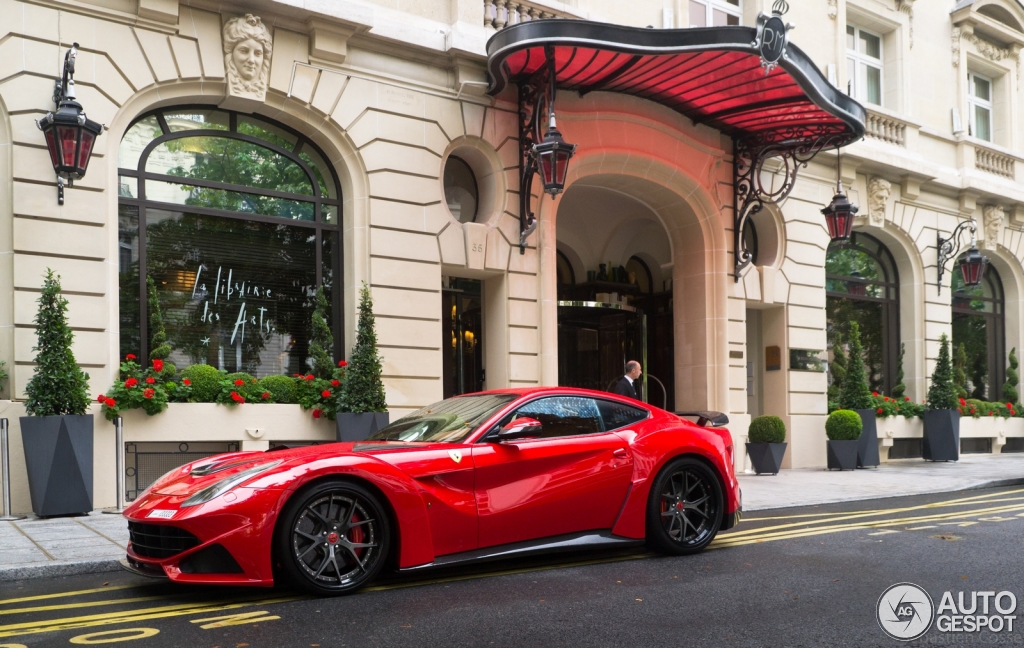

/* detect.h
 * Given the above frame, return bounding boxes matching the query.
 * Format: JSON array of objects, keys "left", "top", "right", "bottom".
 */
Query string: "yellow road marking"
[
  {"left": 190, "top": 611, "right": 279, "bottom": 629},
  {"left": 0, "top": 596, "right": 170, "bottom": 617},
  {"left": 69, "top": 628, "right": 160, "bottom": 644},
  {"left": 0, "top": 585, "right": 140, "bottom": 607}
]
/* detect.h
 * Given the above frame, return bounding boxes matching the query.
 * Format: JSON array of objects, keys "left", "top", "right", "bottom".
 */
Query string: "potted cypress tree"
[
  {"left": 20, "top": 270, "right": 94, "bottom": 517},
  {"left": 826, "top": 409, "right": 861, "bottom": 470},
  {"left": 745, "top": 415, "right": 787, "bottom": 475},
  {"left": 337, "top": 284, "right": 389, "bottom": 441},
  {"left": 839, "top": 322, "right": 878, "bottom": 468},
  {"left": 924, "top": 334, "right": 959, "bottom": 461}
]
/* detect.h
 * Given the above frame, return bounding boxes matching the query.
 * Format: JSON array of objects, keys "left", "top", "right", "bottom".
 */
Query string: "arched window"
[
  {"left": 826, "top": 232, "right": 900, "bottom": 394},
  {"left": 952, "top": 261, "right": 1005, "bottom": 400},
  {"left": 626, "top": 256, "right": 654, "bottom": 293},
  {"left": 117, "top": 107, "right": 342, "bottom": 377}
]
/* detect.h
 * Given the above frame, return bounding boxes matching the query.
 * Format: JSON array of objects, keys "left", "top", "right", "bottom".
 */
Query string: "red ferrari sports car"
[{"left": 122, "top": 387, "right": 741, "bottom": 595}]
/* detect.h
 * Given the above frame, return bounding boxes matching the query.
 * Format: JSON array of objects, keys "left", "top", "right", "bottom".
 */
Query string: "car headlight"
[{"left": 180, "top": 461, "right": 281, "bottom": 508}]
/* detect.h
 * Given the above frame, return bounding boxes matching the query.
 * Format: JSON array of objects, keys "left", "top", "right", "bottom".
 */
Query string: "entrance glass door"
[
  {"left": 442, "top": 277, "right": 484, "bottom": 397},
  {"left": 557, "top": 301, "right": 646, "bottom": 399}
]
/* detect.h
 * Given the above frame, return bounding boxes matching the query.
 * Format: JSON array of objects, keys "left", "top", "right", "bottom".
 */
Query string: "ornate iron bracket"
[
  {"left": 516, "top": 48, "right": 557, "bottom": 254},
  {"left": 936, "top": 219, "right": 978, "bottom": 294},
  {"left": 733, "top": 127, "right": 853, "bottom": 281}
]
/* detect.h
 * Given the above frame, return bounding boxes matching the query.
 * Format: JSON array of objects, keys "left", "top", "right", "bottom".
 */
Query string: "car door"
[{"left": 471, "top": 395, "right": 634, "bottom": 548}]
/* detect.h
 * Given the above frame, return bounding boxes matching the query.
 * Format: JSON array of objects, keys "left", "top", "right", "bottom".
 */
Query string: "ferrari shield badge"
[{"left": 448, "top": 449, "right": 462, "bottom": 464}]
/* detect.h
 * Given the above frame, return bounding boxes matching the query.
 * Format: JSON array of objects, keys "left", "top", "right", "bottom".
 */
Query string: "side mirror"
[{"left": 495, "top": 417, "right": 542, "bottom": 441}]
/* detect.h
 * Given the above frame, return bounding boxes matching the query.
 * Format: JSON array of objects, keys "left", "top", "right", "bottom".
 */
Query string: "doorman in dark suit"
[{"left": 612, "top": 360, "right": 642, "bottom": 400}]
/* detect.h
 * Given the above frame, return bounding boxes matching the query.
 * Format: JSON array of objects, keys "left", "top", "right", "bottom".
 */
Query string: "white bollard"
[
  {"left": 103, "top": 417, "right": 125, "bottom": 514},
  {"left": 0, "top": 418, "right": 26, "bottom": 521}
]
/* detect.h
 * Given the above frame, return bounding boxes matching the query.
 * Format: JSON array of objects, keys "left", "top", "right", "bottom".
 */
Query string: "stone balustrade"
[
  {"left": 484, "top": 0, "right": 569, "bottom": 30},
  {"left": 865, "top": 110, "right": 907, "bottom": 147},
  {"left": 974, "top": 145, "right": 1015, "bottom": 179}
]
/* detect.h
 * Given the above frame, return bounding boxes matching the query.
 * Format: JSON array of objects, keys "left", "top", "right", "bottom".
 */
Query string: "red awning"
[{"left": 487, "top": 20, "right": 865, "bottom": 148}]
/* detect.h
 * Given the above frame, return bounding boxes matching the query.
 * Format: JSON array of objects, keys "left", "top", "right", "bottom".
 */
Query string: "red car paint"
[{"left": 122, "top": 387, "right": 740, "bottom": 587}]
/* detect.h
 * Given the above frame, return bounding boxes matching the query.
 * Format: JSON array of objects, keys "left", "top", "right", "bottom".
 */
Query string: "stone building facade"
[{"left": 0, "top": 0, "right": 1023, "bottom": 515}]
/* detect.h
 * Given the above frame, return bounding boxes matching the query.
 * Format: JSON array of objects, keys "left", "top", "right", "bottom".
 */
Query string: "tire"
[
  {"left": 276, "top": 480, "right": 391, "bottom": 596},
  {"left": 645, "top": 456, "right": 724, "bottom": 555}
]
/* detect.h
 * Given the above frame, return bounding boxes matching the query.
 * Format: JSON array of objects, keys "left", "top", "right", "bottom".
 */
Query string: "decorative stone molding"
[
  {"left": 960, "top": 30, "right": 1021, "bottom": 79},
  {"left": 952, "top": 27, "right": 961, "bottom": 67},
  {"left": 827, "top": 0, "right": 837, "bottom": 20},
  {"left": 983, "top": 204, "right": 1005, "bottom": 247},
  {"left": 223, "top": 14, "right": 273, "bottom": 103},
  {"left": 867, "top": 177, "right": 891, "bottom": 225},
  {"left": 897, "top": 0, "right": 914, "bottom": 48}
]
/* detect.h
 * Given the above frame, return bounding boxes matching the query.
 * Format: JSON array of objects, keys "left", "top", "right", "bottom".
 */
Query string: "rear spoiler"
[{"left": 675, "top": 411, "right": 729, "bottom": 428}]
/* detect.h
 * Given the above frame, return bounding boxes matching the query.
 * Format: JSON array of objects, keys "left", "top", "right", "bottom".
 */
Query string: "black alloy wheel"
[
  {"left": 276, "top": 480, "right": 390, "bottom": 595},
  {"left": 646, "top": 457, "right": 723, "bottom": 555}
]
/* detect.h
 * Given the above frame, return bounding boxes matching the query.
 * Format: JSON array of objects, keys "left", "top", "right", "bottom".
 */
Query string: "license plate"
[{"left": 147, "top": 509, "right": 175, "bottom": 519}]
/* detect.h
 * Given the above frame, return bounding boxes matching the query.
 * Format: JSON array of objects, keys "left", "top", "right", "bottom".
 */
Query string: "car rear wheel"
[
  {"left": 646, "top": 457, "right": 723, "bottom": 555},
  {"left": 276, "top": 480, "right": 390, "bottom": 596}
]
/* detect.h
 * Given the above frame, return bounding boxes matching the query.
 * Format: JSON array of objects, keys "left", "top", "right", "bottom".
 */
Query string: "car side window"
[
  {"left": 596, "top": 399, "right": 649, "bottom": 431},
  {"left": 512, "top": 397, "right": 603, "bottom": 439}
]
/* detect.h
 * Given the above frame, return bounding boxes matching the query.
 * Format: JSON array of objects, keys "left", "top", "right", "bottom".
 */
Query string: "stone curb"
[
  {"left": 745, "top": 477, "right": 1024, "bottom": 512},
  {"left": 0, "top": 558, "right": 124, "bottom": 582}
]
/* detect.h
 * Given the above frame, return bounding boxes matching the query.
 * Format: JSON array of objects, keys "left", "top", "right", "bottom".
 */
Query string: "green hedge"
[
  {"left": 259, "top": 375, "right": 298, "bottom": 404},
  {"left": 180, "top": 364, "right": 224, "bottom": 403},
  {"left": 748, "top": 415, "right": 786, "bottom": 444},
  {"left": 826, "top": 409, "right": 862, "bottom": 441}
]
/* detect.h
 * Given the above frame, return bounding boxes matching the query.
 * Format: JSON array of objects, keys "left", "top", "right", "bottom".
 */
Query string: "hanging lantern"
[
  {"left": 533, "top": 126, "right": 576, "bottom": 196},
  {"left": 34, "top": 43, "right": 103, "bottom": 205},
  {"left": 821, "top": 191, "right": 859, "bottom": 242},
  {"left": 958, "top": 245, "right": 988, "bottom": 287}
]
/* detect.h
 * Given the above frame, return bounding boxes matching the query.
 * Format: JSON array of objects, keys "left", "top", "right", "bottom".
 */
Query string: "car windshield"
[{"left": 368, "top": 394, "right": 518, "bottom": 443}]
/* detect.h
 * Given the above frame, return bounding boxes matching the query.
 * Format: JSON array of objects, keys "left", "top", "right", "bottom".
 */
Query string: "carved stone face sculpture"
[
  {"left": 223, "top": 14, "right": 273, "bottom": 101},
  {"left": 867, "top": 176, "right": 891, "bottom": 225},
  {"left": 983, "top": 204, "right": 1004, "bottom": 246}
]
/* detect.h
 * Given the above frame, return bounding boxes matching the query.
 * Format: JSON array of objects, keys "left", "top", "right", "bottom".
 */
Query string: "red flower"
[
  {"left": 872, "top": 391, "right": 879, "bottom": 397},
  {"left": 153, "top": 359, "right": 164, "bottom": 372},
  {"left": 959, "top": 397, "right": 967, "bottom": 405},
  {"left": 970, "top": 409, "right": 976, "bottom": 414},
  {"left": 293, "top": 373, "right": 302, "bottom": 378},
  {"left": 905, "top": 397, "right": 911, "bottom": 402},
  {"left": 876, "top": 408, "right": 883, "bottom": 414},
  {"left": 230, "top": 391, "right": 245, "bottom": 403},
  {"left": 126, "top": 354, "right": 137, "bottom": 361},
  {"left": 125, "top": 377, "right": 138, "bottom": 388},
  {"left": 331, "top": 379, "right": 340, "bottom": 387},
  {"left": 182, "top": 378, "right": 191, "bottom": 386},
  {"left": 321, "top": 390, "right": 332, "bottom": 399},
  {"left": 312, "top": 409, "right": 322, "bottom": 419},
  {"left": 338, "top": 360, "right": 347, "bottom": 367},
  {"left": 1009, "top": 403, "right": 1014, "bottom": 408},
  {"left": 262, "top": 392, "right": 271, "bottom": 400},
  {"left": 105, "top": 397, "right": 116, "bottom": 407},
  {"left": 233, "top": 379, "right": 244, "bottom": 386},
  {"left": 884, "top": 397, "right": 890, "bottom": 402},
  {"left": 989, "top": 411, "right": 995, "bottom": 416},
  {"left": 97, "top": 394, "right": 106, "bottom": 403},
  {"left": 143, "top": 388, "right": 155, "bottom": 399},
  {"left": 145, "top": 377, "right": 156, "bottom": 384},
  {"left": 305, "top": 374, "right": 315, "bottom": 381}
]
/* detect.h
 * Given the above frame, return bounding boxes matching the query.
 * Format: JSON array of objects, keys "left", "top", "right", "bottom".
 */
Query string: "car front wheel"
[
  {"left": 276, "top": 480, "right": 390, "bottom": 596},
  {"left": 646, "top": 457, "right": 723, "bottom": 555}
]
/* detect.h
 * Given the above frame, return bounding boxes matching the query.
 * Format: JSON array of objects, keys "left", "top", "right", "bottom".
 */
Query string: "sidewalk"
[
  {"left": 2, "top": 453, "right": 1023, "bottom": 581},
  {"left": 738, "top": 452, "right": 1024, "bottom": 511}
]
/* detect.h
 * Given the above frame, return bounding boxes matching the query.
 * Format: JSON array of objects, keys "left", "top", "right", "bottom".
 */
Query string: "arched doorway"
[
  {"left": 554, "top": 182, "right": 675, "bottom": 410},
  {"left": 953, "top": 260, "right": 1005, "bottom": 400}
]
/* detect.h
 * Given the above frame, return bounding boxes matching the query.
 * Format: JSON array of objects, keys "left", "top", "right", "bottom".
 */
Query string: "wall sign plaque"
[{"left": 766, "top": 345, "right": 782, "bottom": 371}]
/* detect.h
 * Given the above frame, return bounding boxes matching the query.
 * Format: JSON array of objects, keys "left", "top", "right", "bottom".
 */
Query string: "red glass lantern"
[
  {"left": 34, "top": 43, "right": 103, "bottom": 205},
  {"left": 533, "top": 126, "right": 576, "bottom": 196},
  {"left": 958, "top": 246, "right": 988, "bottom": 287},
  {"left": 821, "top": 191, "right": 859, "bottom": 242}
]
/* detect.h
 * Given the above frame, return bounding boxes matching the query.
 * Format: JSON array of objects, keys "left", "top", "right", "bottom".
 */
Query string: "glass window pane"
[
  {"left": 146, "top": 136, "right": 314, "bottom": 196},
  {"left": 142, "top": 209, "right": 319, "bottom": 377},
  {"left": 725, "top": 0, "right": 739, "bottom": 5},
  {"left": 846, "top": 58, "right": 856, "bottom": 96},
  {"left": 846, "top": 25, "right": 856, "bottom": 49},
  {"left": 163, "top": 109, "right": 230, "bottom": 132},
  {"left": 595, "top": 399, "right": 647, "bottom": 430},
  {"left": 712, "top": 8, "right": 729, "bottom": 26},
  {"left": 119, "top": 115, "right": 163, "bottom": 170},
  {"left": 118, "top": 204, "right": 141, "bottom": 359},
  {"left": 953, "top": 313, "right": 991, "bottom": 399},
  {"left": 322, "top": 204, "right": 338, "bottom": 225},
  {"left": 973, "top": 76, "right": 991, "bottom": 101},
  {"left": 514, "top": 397, "right": 603, "bottom": 438},
  {"left": 689, "top": 0, "right": 707, "bottom": 27},
  {"left": 118, "top": 176, "right": 138, "bottom": 199},
  {"left": 237, "top": 115, "right": 298, "bottom": 150},
  {"left": 145, "top": 180, "right": 315, "bottom": 220},
  {"left": 866, "top": 65, "right": 881, "bottom": 105},
  {"left": 443, "top": 156, "right": 478, "bottom": 223},
  {"left": 726, "top": 13, "right": 739, "bottom": 25},
  {"left": 860, "top": 31, "right": 881, "bottom": 59},
  {"left": 975, "top": 106, "right": 992, "bottom": 141},
  {"left": 298, "top": 146, "right": 336, "bottom": 199}
]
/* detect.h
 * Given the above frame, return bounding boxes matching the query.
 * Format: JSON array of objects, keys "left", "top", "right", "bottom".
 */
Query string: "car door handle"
[{"left": 613, "top": 448, "right": 628, "bottom": 458}]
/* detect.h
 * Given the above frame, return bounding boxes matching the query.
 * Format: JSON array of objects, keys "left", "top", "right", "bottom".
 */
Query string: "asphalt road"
[{"left": 4, "top": 486, "right": 1024, "bottom": 648}]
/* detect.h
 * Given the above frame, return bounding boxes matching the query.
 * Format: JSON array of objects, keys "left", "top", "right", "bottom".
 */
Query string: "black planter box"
[
  {"left": 20, "top": 414, "right": 94, "bottom": 517},
  {"left": 826, "top": 439, "right": 859, "bottom": 471},
  {"left": 923, "top": 409, "right": 960, "bottom": 461},
  {"left": 746, "top": 442, "right": 787, "bottom": 475},
  {"left": 855, "top": 408, "right": 880, "bottom": 468},
  {"left": 337, "top": 412, "right": 390, "bottom": 442}
]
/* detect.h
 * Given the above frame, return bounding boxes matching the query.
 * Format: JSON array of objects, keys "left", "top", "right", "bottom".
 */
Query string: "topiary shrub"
[
  {"left": 953, "top": 342, "right": 969, "bottom": 400},
  {"left": 891, "top": 342, "right": 906, "bottom": 400},
  {"left": 259, "top": 375, "right": 298, "bottom": 404},
  {"left": 928, "top": 334, "right": 958, "bottom": 411},
  {"left": 826, "top": 409, "right": 862, "bottom": 441},
  {"left": 340, "top": 283, "right": 386, "bottom": 413},
  {"left": 147, "top": 276, "right": 172, "bottom": 361},
  {"left": 840, "top": 322, "right": 872, "bottom": 410},
  {"left": 1002, "top": 348, "right": 1019, "bottom": 405},
  {"left": 180, "top": 364, "right": 224, "bottom": 403},
  {"left": 748, "top": 415, "right": 786, "bottom": 444},
  {"left": 308, "top": 286, "right": 334, "bottom": 379}
]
